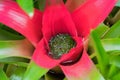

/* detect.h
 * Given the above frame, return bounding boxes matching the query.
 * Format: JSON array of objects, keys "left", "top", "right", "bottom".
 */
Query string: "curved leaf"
[
  {"left": 23, "top": 61, "right": 48, "bottom": 80},
  {"left": 0, "top": 57, "right": 29, "bottom": 67},
  {"left": 90, "top": 30, "right": 109, "bottom": 75},
  {"left": 94, "top": 23, "right": 109, "bottom": 38},
  {"left": 0, "top": 68, "right": 8, "bottom": 80},
  {"left": 0, "top": 39, "right": 34, "bottom": 59},
  {"left": 101, "top": 38, "right": 120, "bottom": 51},
  {"left": 6, "top": 65, "right": 26, "bottom": 80},
  {"left": 0, "top": 0, "right": 43, "bottom": 46},
  {"left": 0, "top": 26, "right": 24, "bottom": 40},
  {"left": 60, "top": 50, "right": 104, "bottom": 80},
  {"left": 71, "top": 0, "right": 116, "bottom": 37}
]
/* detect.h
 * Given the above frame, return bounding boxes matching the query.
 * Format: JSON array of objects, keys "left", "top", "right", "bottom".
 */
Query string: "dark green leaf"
[
  {"left": 0, "top": 28, "right": 24, "bottom": 40},
  {"left": 111, "top": 10, "right": 120, "bottom": 24},
  {"left": 0, "top": 24, "right": 24, "bottom": 40},
  {"left": 6, "top": 65, "right": 26, "bottom": 80},
  {"left": 34, "top": 0, "right": 45, "bottom": 11}
]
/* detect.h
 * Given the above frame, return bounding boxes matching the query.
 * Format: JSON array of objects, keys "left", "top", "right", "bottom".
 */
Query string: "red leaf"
[
  {"left": 60, "top": 50, "right": 104, "bottom": 80},
  {"left": 42, "top": 4, "right": 77, "bottom": 42},
  {"left": 0, "top": 0, "right": 43, "bottom": 46},
  {"left": 32, "top": 38, "right": 60, "bottom": 69},
  {"left": 71, "top": 0, "right": 116, "bottom": 37}
]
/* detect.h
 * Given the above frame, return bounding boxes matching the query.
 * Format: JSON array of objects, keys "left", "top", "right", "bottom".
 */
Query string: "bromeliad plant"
[{"left": 0, "top": 0, "right": 117, "bottom": 80}]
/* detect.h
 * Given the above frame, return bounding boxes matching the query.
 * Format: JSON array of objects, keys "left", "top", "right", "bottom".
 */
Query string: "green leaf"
[
  {"left": 6, "top": 65, "right": 26, "bottom": 80},
  {"left": 0, "top": 24, "right": 24, "bottom": 40},
  {"left": 34, "top": 0, "right": 45, "bottom": 11},
  {"left": 0, "top": 57, "right": 29, "bottom": 67},
  {"left": 111, "top": 73, "right": 120, "bottom": 80},
  {"left": 17, "top": 0, "right": 34, "bottom": 17},
  {"left": 107, "top": 65, "right": 119, "bottom": 78},
  {"left": 23, "top": 61, "right": 48, "bottom": 80},
  {"left": 89, "top": 30, "right": 109, "bottom": 76},
  {"left": 107, "top": 54, "right": 120, "bottom": 78},
  {"left": 109, "top": 7, "right": 120, "bottom": 18},
  {"left": 0, "top": 68, "right": 8, "bottom": 80},
  {"left": 0, "top": 28, "right": 24, "bottom": 40},
  {"left": 103, "top": 20, "right": 120, "bottom": 38},
  {"left": 0, "top": 57, "right": 29, "bottom": 63},
  {"left": 0, "top": 64, "right": 4, "bottom": 69},
  {"left": 108, "top": 50, "right": 120, "bottom": 56},
  {"left": 94, "top": 23, "right": 109, "bottom": 38},
  {"left": 0, "top": 39, "right": 34, "bottom": 59},
  {"left": 101, "top": 38, "right": 120, "bottom": 52},
  {"left": 109, "top": 55, "right": 120, "bottom": 68},
  {"left": 63, "top": 78, "right": 67, "bottom": 80}
]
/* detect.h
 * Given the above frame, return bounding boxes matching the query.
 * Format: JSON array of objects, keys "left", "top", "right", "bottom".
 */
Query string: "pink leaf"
[
  {"left": 0, "top": 0, "right": 43, "bottom": 46},
  {"left": 60, "top": 50, "right": 104, "bottom": 80},
  {"left": 42, "top": 3, "right": 77, "bottom": 42},
  {"left": 71, "top": 0, "right": 116, "bottom": 37},
  {"left": 32, "top": 38, "right": 60, "bottom": 69}
]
